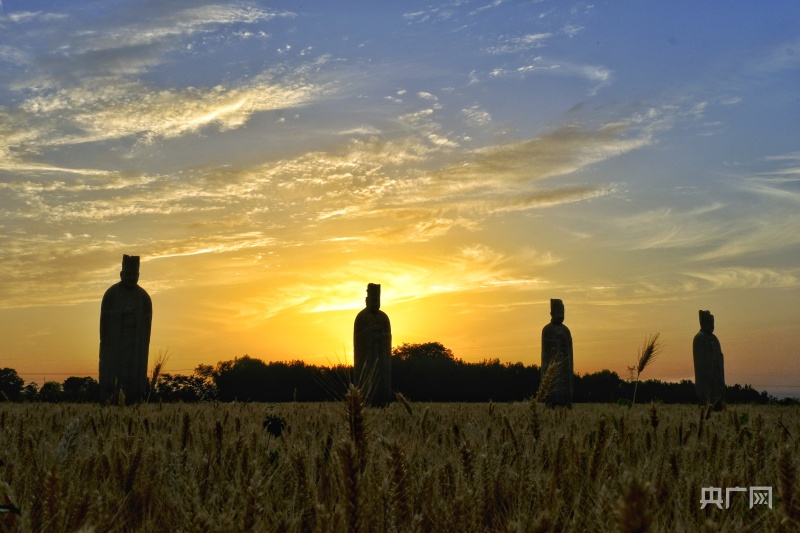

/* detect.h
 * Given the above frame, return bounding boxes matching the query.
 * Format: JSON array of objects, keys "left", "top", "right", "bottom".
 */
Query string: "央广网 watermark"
[{"left": 700, "top": 486, "right": 772, "bottom": 510}]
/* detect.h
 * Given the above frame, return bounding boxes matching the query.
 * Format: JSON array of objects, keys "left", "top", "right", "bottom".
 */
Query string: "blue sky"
[{"left": 1, "top": 1, "right": 799, "bottom": 396}]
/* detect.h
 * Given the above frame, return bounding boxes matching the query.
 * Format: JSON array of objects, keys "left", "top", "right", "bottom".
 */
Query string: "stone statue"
[
  {"left": 353, "top": 283, "right": 392, "bottom": 406},
  {"left": 99, "top": 255, "right": 152, "bottom": 403},
  {"left": 541, "top": 298, "right": 573, "bottom": 406},
  {"left": 693, "top": 310, "right": 725, "bottom": 405}
]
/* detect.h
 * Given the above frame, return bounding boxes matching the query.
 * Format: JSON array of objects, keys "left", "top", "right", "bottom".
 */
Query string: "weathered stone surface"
[
  {"left": 693, "top": 310, "right": 725, "bottom": 405},
  {"left": 540, "top": 298, "right": 573, "bottom": 406},
  {"left": 99, "top": 255, "right": 152, "bottom": 403},
  {"left": 353, "top": 283, "right": 392, "bottom": 406}
]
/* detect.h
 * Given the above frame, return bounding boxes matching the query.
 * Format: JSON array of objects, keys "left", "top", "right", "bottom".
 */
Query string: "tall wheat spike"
[
  {"left": 345, "top": 384, "right": 368, "bottom": 474},
  {"left": 779, "top": 444, "right": 799, "bottom": 527},
  {"left": 387, "top": 441, "right": 412, "bottom": 529},
  {"left": 148, "top": 347, "right": 170, "bottom": 400},
  {"left": 338, "top": 440, "right": 363, "bottom": 533},
  {"left": 615, "top": 471, "right": 653, "bottom": 533},
  {"left": 535, "top": 359, "right": 561, "bottom": 405},
  {"left": 632, "top": 333, "right": 662, "bottom": 407},
  {"left": 395, "top": 392, "right": 413, "bottom": 416}
]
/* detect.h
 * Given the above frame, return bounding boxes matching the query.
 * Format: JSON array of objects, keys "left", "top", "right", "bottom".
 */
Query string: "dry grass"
[{"left": 0, "top": 401, "right": 796, "bottom": 531}]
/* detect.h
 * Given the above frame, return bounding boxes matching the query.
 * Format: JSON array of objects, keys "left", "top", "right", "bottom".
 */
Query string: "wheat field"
[{"left": 0, "top": 394, "right": 797, "bottom": 532}]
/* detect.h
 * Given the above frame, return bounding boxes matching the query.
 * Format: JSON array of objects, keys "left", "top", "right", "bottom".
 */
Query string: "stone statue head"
[
  {"left": 699, "top": 310, "right": 714, "bottom": 335},
  {"left": 550, "top": 298, "right": 565, "bottom": 325},
  {"left": 120, "top": 254, "right": 140, "bottom": 288},
  {"left": 366, "top": 283, "right": 381, "bottom": 311}
]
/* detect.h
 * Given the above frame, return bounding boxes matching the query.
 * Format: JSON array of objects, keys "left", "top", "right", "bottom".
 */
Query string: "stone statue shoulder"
[
  {"left": 102, "top": 282, "right": 152, "bottom": 307},
  {"left": 694, "top": 330, "right": 722, "bottom": 354},
  {"left": 693, "top": 329, "right": 715, "bottom": 343},
  {"left": 542, "top": 322, "right": 571, "bottom": 337},
  {"left": 355, "top": 307, "right": 389, "bottom": 320}
]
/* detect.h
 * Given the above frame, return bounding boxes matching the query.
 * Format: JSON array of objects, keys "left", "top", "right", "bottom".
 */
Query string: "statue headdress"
[{"left": 122, "top": 254, "right": 140, "bottom": 273}]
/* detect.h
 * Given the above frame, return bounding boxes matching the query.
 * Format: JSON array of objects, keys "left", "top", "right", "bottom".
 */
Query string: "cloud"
[
  {"left": 24, "top": 76, "right": 323, "bottom": 141},
  {"left": 1, "top": 11, "right": 68, "bottom": 24},
  {"left": 0, "top": 44, "right": 27, "bottom": 64},
  {"left": 613, "top": 203, "right": 728, "bottom": 251},
  {"left": 0, "top": 2, "right": 334, "bottom": 178},
  {"left": 484, "top": 33, "right": 551, "bottom": 54},
  {"left": 686, "top": 268, "right": 800, "bottom": 290},
  {"left": 0, "top": 233, "right": 123, "bottom": 308},
  {"left": 0, "top": 224, "right": 284, "bottom": 309},
  {"left": 460, "top": 105, "right": 492, "bottom": 127},
  {"left": 339, "top": 126, "right": 382, "bottom": 136},
  {"left": 0, "top": 72, "right": 329, "bottom": 175},
  {"left": 692, "top": 213, "right": 800, "bottom": 262},
  {"left": 489, "top": 57, "right": 612, "bottom": 89},
  {"left": 747, "top": 39, "right": 800, "bottom": 76},
  {"left": 398, "top": 108, "right": 459, "bottom": 149},
  {"left": 741, "top": 178, "right": 800, "bottom": 205},
  {"left": 436, "top": 122, "right": 651, "bottom": 184},
  {"left": 309, "top": 115, "right": 656, "bottom": 230},
  {"left": 4, "top": 4, "right": 292, "bottom": 84}
]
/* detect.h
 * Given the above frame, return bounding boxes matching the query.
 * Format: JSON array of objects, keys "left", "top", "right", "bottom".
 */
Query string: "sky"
[{"left": 1, "top": 1, "right": 799, "bottom": 397}]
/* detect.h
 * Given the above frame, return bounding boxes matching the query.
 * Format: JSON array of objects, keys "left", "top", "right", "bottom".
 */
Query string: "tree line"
[{"left": 0, "top": 342, "right": 788, "bottom": 404}]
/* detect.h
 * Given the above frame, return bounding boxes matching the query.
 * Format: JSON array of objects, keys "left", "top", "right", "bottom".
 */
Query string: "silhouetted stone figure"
[
  {"left": 99, "top": 255, "right": 152, "bottom": 404},
  {"left": 353, "top": 283, "right": 392, "bottom": 406},
  {"left": 693, "top": 310, "right": 725, "bottom": 406},
  {"left": 541, "top": 298, "right": 573, "bottom": 406}
]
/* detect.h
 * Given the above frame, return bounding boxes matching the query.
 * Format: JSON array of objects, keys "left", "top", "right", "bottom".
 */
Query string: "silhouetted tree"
[
  {"left": 62, "top": 376, "right": 99, "bottom": 402},
  {"left": 392, "top": 342, "right": 460, "bottom": 401},
  {"left": 725, "top": 384, "right": 772, "bottom": 404},
  {"left": 195, "top": 364, "right": 214, "bottom": 381},
  {"left": 155, "top": 372, "right": 217, "bottom": 402},
  {"left": 623, "top": 379, "right": 696, "bottom": 404},
  {"left": 0, "top": 368, "right": 24, "bottom": 401},
  {"left": 38, "top": 381, "right": 63, "bottom": 403},
  {"left": 213, "top": 355, "right": 269, "bottom": 401},
  {"left": 391, "top": 343, "right": 539, "bottom": 401},
  {"left": 200, "top": 345, "right": 777, "bottom": 404},
  {"left": 574, "top": 370, "right": 625, "bottom": 403},
  {"left": 22, "top": 382, "right": 38, "bottom": 402},
  {"left": 392, "top": 342, "right": 455, "bottom": 361}
]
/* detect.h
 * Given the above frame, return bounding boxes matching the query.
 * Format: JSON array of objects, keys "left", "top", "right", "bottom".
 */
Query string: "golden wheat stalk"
[
  {"left": 535, "top": 359, "right": 561, "bottom": 405},
  {"left": 395, "top": 392, "right": 413, "bottom": 416},
  {"left": 344, "top": 384, "right": 367, "bottom": 474},
  {"left": 338, "top": 439, "right": 363, "bottom": 533},
  {"left": 779, "top": 444, "right": 799, "bottom": 525},
  {"left": 632, "top": 333, "right": 662, "bottom": 407},
  {"left": 387, "top": 441, "right": 411, "bottom": 528},
  {"left": 148, "top": 348, "right": 171, "bottom": 401},
  {"left": 615, "top": 471, "right": 653, "bottom": 533}
]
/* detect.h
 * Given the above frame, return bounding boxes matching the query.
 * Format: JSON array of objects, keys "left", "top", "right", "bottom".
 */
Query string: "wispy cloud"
[
  {"left": 460, "top": 105, "right": 492, "bottom": 127},
  {"left": 484, "top": 33, "right": 551, "bottom": 55},
  {"left": 686, "top": 267, "right": 800, "bottom": 290},
  {"left": 2, "top": 3, "right": 292, "bottom": 85},
  {"left": 489, "top": 57, "right": 612, "bottom": 89},
  {"left": 1, "top": 69, "right": 331, "bottom": 175}
]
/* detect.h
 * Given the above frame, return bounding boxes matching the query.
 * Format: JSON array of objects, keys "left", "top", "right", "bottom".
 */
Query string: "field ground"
[{"left": 0, "top": 400, "right": 798, "bottom": 532}]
